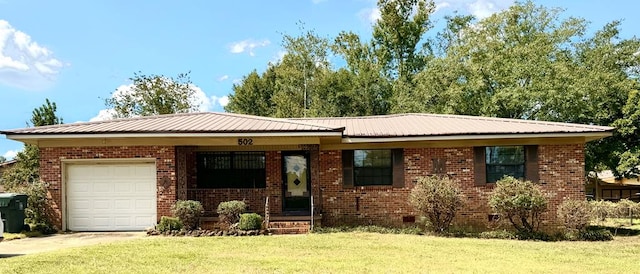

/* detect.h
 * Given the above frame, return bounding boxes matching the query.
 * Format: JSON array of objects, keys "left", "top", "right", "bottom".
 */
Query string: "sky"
[{"left": 1, "top": 0, "right": 639, "bottom": 160}]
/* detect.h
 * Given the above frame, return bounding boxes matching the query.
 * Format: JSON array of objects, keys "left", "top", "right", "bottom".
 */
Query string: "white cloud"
[
  {"left": 270, "top": 50, "right": 287, "bottom": 64},
  {"left": 90, "top": 83, "right": 217, "bottom": 121},
  {"left": 434, "top": 0, "right": 513, "bottom": 18},
  {"left": 217, "top": 96, "right": 229, "bottom": 107},
  {"left": 2, "top": 149, "right": 18, "bottom": 160},
  {"left": 217, "top": 75, "right": 229, "bottom": 82},
  {"left": 229, "top": 39, "right": 270, "bottom": 56},
  {"left": 0, "top": 20, "right": 64, "bottom": 90},
  {"left": 358, "top": 7, "right": 381, "bottom": 24}
]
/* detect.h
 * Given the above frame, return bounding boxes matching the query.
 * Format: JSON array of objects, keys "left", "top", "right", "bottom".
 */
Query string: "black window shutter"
[
  {"left": 342, "top": 150, "right": 354, "bottom": 188},
  {"left": 392, "top": 149, "right": 404, "bottom": 188},
  {"left": 474, "top": 147, "right": 486, "bottom": 186},
  {"left": 525, "top": 145, "right": 539, "bottom": 182}
]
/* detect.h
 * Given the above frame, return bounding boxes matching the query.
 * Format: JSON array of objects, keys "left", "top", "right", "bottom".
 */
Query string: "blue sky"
[{"left": 1, "top": 0, "right": 639, "bottom": 159}]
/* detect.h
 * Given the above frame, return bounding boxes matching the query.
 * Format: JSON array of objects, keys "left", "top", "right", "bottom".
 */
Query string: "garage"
[{"left": 66, "top": 162, "right": 157, "bottom": 231}]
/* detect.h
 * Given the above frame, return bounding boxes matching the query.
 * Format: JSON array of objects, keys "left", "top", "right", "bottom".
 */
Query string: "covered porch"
[{"left": 174, "top": 143, "right": 326, "bottom": 231}]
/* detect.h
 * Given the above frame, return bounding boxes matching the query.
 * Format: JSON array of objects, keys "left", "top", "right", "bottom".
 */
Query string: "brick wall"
[
  {"left": 182, "top": 149, "right": 323, "bottom": 217},
  {"left": 319, "top": 144, "right": 585, "bottom": 228},
  {"left": 183, "top": 150, "right": 284, "bottom": 215},
  {"left": 40, "top": 146, "right": 176, "bottom": 230}
]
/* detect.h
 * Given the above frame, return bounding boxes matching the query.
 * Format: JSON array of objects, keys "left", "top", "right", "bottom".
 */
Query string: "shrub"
[
  {"left": 579, "top": 228, "right": 614, "bottom": 241},
  {"left": 589, "top": 200, "right": 615, "bottom": 222},
  {"left": 8, "top": 181, "right": 57, "bottom": 234},
  {"left": 479, "top": 230, "right": 517, "bottom": 240},
  {"left": 238, "top": 213, "right": 263, "bottom": 230},
  {"left": 157, "top": 216, "right": 183, "bottom": 232},
  {"left": 613, "top": 199, "right": 640, "bottom": 218},
  {"left": 217, "top": 200, "right": 247, "bottom": 227},
  {"left": 409, "top": 176, "right": 465, "bottom": 232},
  {"left": 488, "top": 176, "right": 548, "bottom": 234},
  {"left": 557, "top": 199, "right": 591, "bottom": 233},
  {"left": 171, "top": 200, "right": 203, "bottom": 230}
]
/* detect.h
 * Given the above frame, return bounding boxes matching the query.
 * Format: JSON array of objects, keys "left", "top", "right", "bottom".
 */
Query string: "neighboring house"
[
  {"left": 586, "top": 169, "right": 640, "bottom": 202},
  {"left": 0, "top": 112, "right": 612, "bottom": 232}
]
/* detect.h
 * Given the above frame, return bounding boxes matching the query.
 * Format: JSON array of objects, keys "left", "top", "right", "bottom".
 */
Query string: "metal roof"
[
  {"left": 0, "top": 112, "right": 344, "bottom": 135},
  {"left": 0, "top": 112, "right": 613, "bottom": 139},
  {"left": 295, "top": 113, "right": 613, "bottom": 137}
]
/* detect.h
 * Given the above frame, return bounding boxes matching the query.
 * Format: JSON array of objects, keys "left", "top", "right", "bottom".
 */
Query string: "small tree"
[
  {"left": 171, "top": 200, "right": 204, "bottom": 230},
  {"left": 489, "top": 176, "right": 548, "bottom": 233},
  {"left": 557, "top": 199, "right": 591, "bottom": 233},
  {"left": 409, "top": 176, "right": 465, "bottom": 232}
]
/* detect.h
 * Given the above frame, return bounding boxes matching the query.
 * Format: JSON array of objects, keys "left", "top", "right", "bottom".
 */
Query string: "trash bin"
[{"left": 0, "top": 193, "right": 28, "bottom": 233}]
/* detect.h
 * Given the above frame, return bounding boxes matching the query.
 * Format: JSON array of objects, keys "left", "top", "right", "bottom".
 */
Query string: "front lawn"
[{"left": 1, "top": 233, "right": 639, "bottom": 273}]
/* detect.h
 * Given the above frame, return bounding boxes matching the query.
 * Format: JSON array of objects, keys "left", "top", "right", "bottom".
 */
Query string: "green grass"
[
  {"left": 1, "top": 233, "right": 639, "bottom": 273},
  {"left": 2, "top": 231, "right": 43, "bottom": 241}
]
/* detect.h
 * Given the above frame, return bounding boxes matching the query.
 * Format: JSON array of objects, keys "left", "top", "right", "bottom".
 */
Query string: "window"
[
  {"left": 353, "top": 150, "right": 393, "bottom": 186},
  {"left": 475, "top": 145, "right": 537, "bottom": 185},
  {"left": 342, "top": 149, "right": 404, "bottom": 187},
  {"left": 485, "top": 146, "right": 525, "bottom": 183},
  {"left": 197, "top": 152, "right": 266, "bottom": 188}
]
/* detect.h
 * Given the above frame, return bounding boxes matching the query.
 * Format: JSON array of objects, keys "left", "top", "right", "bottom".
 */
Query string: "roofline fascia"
[
  {"left": 342, "top": 132, "right": 612, "bottom": 143},
  {"left": 5, "top": 131, "right": 344, "bottom": 140}
]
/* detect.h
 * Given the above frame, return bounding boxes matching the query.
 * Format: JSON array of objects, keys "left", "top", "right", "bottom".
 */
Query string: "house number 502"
[{"left": 238, "top": 138, "right": 253, "bottom": 145}]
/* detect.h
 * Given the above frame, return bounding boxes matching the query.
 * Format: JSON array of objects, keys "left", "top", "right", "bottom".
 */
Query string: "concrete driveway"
[{"left": 0, "top": 232, "right": 145, "bottom": 258}]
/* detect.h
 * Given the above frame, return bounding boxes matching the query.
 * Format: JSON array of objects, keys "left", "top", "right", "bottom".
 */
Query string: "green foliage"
[
  {"left": 489, "top": 176, "right": 548, "bottom": 234},
  {"left": 238, "top": 213, "right": 263, "bottom": 230},
  {"left": 478, "top": 230, "right": 518, "bottom": 240},
  {"left": 216, "top": 200, "right": 247, "bottom": 226},
  {"left": 557, "top": 199, "right": 591, "bottom": 233},
  {"left": 373, "top": 0, "right": 434, "bottom": 81},
  {"left": 409, "top": 176, "right": 465, "bottom": 232},
  {"left": 6, "top": 181, "right": 57, "bottom": 234},
  {"left": 105, "top": 71, "right": 198, "bottom": 118},
  {"left": 613, "top": 199, "right": 640, "bottom": 218},
  {"left": 171, "top": 200, "right": 203, "bottom": 230},
  {"left": 1, "top": 145, "right": 40, "bottom": 189},
  {"left": 578, "top": 228, "right": 614, "bottom": 241},
  {"left": 589, "top": 200, "right": 615, "bottom": 221},
  {"left": 157, "top": 216, "right": 184, "bottom": 232},
  {"left": 312, "top": 225, "right": 423, "bottom": 235},
  {"left": 30, "top": 98, "right": 63, "bottom": 126}
]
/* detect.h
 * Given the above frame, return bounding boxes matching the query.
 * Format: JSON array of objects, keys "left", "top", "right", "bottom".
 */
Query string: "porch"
[{"left": 175, "top": 146, "right": 323, "bottom": 233}]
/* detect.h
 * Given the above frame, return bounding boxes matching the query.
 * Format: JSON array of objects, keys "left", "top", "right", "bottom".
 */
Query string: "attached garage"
[{"left": 65, "top": 161, "right": 157, "bottom": 231}]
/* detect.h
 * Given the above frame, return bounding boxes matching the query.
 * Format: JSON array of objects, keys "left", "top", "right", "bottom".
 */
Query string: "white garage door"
[{"left": 66, "top": 162, "right": 157, "bottom": 231}]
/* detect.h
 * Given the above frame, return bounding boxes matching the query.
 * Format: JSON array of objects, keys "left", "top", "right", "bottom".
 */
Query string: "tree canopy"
[
  {"left": 227, "top": 0, "right": 640, "bottom": 177},
  {"left": 105, "top": 71, "right": 199, "bottom": 118},
  {"left": 2, "top": 99, "right": 63, "bottom": 188}
]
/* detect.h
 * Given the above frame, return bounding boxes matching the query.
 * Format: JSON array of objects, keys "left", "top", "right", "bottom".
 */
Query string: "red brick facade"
[
  {"left": 40, "top": 146, "right": 176, "bottom": 229},
  {"left": 319, "top": 144, "right": 585, "bottom": 228},
  {"left": 40, "top": 143, "right": 584, "bottom": 230}
]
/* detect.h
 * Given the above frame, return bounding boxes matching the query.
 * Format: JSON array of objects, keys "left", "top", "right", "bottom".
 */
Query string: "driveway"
[{"left": 0, "top": 232, "right": 145, "bottom": 258}]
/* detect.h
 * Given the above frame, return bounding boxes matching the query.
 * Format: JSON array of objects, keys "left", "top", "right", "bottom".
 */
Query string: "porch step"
[{"left": 268, "top": 221, "right": 311, "bottom": 235}]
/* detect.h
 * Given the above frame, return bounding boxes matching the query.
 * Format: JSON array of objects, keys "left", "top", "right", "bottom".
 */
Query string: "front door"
[{"left": 282, "top": 151, "right": 311, "bottom": 214}]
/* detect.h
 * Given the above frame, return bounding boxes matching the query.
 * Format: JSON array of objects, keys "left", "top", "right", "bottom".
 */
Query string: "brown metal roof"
[
  {"left": 0, "top": 112, "right": 612, "bottom": 138},
  {"left": 294, "top": 113, "right": 613, "bottom": 137},
  {"left": 0, "top": 112, "right": 344, "bottom": 135}
]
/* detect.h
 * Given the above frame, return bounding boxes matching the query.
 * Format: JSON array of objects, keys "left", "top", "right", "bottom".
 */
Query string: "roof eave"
[
  {"left": 342, "top": 132, "right": 613, "bottom": 143},
  {"left": 5, "top": 131, "right": 344, "bottom": 141}
]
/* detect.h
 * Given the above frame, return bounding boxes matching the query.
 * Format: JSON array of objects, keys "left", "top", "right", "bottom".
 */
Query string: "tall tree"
[
  {"left": 225, "top": 68, "right": 277, "bottom": 117},
  {"left": 2, "top": 99, "right": 63, "bottom": 188},
  {"left": 30, "top": 98, "right": 63, "bottom": 126},
  {"left": 372, "top": 0, "right": 435, "bottom": 81},
  {"left": 106, "top": 71, "right": 199, "bottom": 118}
]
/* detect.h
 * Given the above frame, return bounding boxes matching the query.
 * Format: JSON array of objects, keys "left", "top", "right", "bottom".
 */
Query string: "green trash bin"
[{"left": 0, "top": 193, "right": 28, "bottom": 233}]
